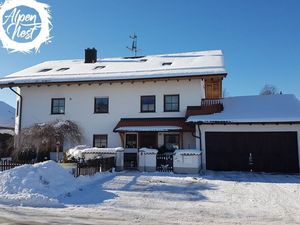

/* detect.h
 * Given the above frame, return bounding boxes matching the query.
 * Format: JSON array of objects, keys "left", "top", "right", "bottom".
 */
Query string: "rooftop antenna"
[{"left": 127, "top": 33, "right": 139, "bottom": 57}]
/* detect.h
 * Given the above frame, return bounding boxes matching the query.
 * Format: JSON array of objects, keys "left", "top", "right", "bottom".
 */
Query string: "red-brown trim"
[{"left": 114, "top": 117, "right": 194, "bottom": 132}]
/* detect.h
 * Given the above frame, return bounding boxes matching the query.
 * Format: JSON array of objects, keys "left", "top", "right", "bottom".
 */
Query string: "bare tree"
[
  {"left": 259, "top": 84, "right": 280, "bottom": 95},
  {"left": 222, "top": 88, "right": 230, "bottom": 98},
  {"left": 13, "top": 120, "right": 82, "bottom": 162}
]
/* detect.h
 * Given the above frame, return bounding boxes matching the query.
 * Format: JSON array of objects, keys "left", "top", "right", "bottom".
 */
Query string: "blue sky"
[{"left": 0, "top": 0, "right": 300, "bottom": 107}]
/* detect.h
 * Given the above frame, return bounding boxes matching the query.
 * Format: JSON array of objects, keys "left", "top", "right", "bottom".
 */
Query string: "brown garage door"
[{"left": 205, "top": 132, "right": 299, "bottom": 173}]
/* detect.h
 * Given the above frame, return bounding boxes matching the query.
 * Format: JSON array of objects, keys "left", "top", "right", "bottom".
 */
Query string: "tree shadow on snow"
[
  {"left": 102, "top": 171, "right": 217, "bottom": 202},
  {"left": 203, "top": 170, "right": 300, "bottom": 184},
  {"left": 58, "top": 174, "right": 118, "bottom": 206}
]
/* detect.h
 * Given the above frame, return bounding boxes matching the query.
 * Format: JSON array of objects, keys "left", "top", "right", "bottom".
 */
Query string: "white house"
[{"left": 0, "top": 48, "right": 300, "bottom": 173}]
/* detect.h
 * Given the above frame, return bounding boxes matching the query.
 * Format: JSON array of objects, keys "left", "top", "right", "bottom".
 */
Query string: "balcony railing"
[{"left": 186, "top": 98, "right": 223, "bottom": 117}]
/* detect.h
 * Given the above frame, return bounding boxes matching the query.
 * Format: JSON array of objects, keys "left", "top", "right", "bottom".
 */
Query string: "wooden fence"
[
  {"left": 76, "top": 157, "right": 115, "bottom": 177},
  {"left": 0, "top": 161, "right": 33, "bottom": 172}
]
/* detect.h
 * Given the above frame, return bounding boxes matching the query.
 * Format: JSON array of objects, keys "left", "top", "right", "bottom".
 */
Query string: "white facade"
[
  {"left": 16, "top": 79, "right": 202, "bottom": 149},
  {"left": 196, "top": 124, "right": 300, "bottom": 171}
]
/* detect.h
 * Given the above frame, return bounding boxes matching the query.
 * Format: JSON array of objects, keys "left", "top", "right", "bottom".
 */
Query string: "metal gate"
[{"left": 156, "top": 154, "right": 173, "bottom": 172}]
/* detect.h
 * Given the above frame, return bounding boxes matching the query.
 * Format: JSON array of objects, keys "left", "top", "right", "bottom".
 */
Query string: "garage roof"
[{"left": 187, "top": 94, "right": 300, "bottom": 124}]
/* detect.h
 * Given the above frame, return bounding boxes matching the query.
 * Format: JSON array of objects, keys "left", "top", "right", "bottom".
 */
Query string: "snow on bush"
[{"left": 0, "top": 161, "right": 113, "bottom": 207}]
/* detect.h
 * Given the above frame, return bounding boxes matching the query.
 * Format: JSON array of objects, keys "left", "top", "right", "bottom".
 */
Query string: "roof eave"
[
  {"left": 187, "top": 120, "right": 300, "bottom": 125},
  {"left": 0, "top": 73, "right": 227, "bottom": 88}
]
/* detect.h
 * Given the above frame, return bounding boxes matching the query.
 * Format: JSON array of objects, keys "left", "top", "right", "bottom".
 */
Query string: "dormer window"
[
  {"left": 57, "top": 67, "right": 69, "bottom": 72},
  {"left": 162, "top": 62, "right": 172, "bottom": 66},
  {"left": 39, "top": 68, "right": 52, "bottom": 72},
  {"left": 94, "top": 65, "right": 106, "bottom": 70}
]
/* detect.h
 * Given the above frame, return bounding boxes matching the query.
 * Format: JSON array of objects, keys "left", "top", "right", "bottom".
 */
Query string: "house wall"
[
  {"left": 16, "top": 79, "right": 204, "bottom": 149},
  {"left": 195, "top": 124, "right": 300, "bottom": 171}
]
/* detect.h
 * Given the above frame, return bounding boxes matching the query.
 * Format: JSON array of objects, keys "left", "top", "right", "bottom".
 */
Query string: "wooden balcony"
[{"left": 185, "top": 98, "right": 224, "bottom": 117}]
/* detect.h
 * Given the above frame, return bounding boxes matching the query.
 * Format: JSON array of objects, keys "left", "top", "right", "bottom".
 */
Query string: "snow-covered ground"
[{"left": 0, "top": 162, "right": 300, "bottom": 224}]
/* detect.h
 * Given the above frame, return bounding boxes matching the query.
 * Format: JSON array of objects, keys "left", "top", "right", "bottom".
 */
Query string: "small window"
[
  {"left": 141, "top": 96, "right": 155, "bottom": 113},
  {"left": 93, "top": 135, "right": 108, "bottom": 148},
  {"left": 94, "top": 65, "right": 106, "bottom": 70},
  {"left": 162, "top": 62, "right": 172, "bottom": 66},
  {"left": 39, "top": 68, "right": 52, "bottom": 72},
  {"left": 57, "top": 67, "right": 69, "bottom": 71},
  {"left": 51, "top": 98, "right": 65, "bottom": 114},
  {"left": 94, "top": 97, "right": 109, "bottom": 113},
  {"left": 164, "top": 95, "right": 179, "bottom": 112}
]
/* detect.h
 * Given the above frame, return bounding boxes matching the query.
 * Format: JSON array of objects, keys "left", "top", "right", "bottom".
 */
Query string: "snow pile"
[
  {"left": 66, "top": 146, "right": 123, "bottom": 160},
  {"left": 0, "top": 101, "right": 15, "bottom": 128},
  {"left": 0, "top": 161, "right": 80, "bottom": 207}
]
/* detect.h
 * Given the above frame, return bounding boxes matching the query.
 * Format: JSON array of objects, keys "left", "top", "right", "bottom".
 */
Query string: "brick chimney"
[{"left": 85, "top": 48, "right": 97, "bottom": 63}]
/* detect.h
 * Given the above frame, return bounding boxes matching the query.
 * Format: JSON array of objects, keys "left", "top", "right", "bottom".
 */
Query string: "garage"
[{"left": 205, "top": 132, "right": 299, "bottom": 173}]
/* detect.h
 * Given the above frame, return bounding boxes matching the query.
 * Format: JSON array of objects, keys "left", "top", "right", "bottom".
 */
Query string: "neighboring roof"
[
  {"left": 187, "top": 94, "right": 300, "bottom": 124},
  {"left": 0, "top": 50, "right": 226, "bottom": 87},
  {"left": 114, "top": 117, "right": 194, "bottom": 132},
  {"left": 0, "top": 101, "right": 15, "bottom": 128},
  {"left": 0, "top": 128, "right": 14, "bottom": 135}
]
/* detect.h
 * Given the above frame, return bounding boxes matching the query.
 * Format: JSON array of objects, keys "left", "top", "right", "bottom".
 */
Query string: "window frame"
[
  {"left": 140, "top": 95, "right": 156, "bottom": 113},
  {"left": 51, "top": 98, "right": 65, "bottom": 115},
  {"left": 93, "top": 134, "right": 108, "bottom": 148},
  {"left": 94, "top": 97, "right": 109, "bottom": 114},
  {"left": 164, "top": 94, "right": 180, "bottom": 112}
]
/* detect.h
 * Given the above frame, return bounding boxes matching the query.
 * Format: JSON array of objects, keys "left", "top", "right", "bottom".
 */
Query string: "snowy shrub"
[{"left": 13, "top": 120, "right": 82, "bottom": 162}]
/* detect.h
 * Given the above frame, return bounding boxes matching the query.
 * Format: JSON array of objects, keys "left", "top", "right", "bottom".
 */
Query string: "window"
[
  {"left": 94, "top": 65, "right": 106, "bottom": 70},
  {"left": 16, "top": 100, "right": 19, "bottom": 117},
  {"left": 164, "top": 134, "right": 180, "bottom": 151},
  {"left": 51, "top": 98, "right": 65, "bottom": 114},
  {"left": 164, "top": 95, "right": 179, "bottom": 112},
  {"left": 94, "top": 97, "right": 109, "bottom": 113},
  {"left": 39, "top": 68, "right": 52, "bottom": 72},
  {"left": 162, "top": 62, "right": 172, "bottom": 66},
  {"left": 141, "top": 95, "right": 155, "bottom": 112},
  {"left": 57, "top": 67, "right": 69, "bottom": 71},
  {"left": 93, "top": 135, "right": 108, "bottom": 148}
]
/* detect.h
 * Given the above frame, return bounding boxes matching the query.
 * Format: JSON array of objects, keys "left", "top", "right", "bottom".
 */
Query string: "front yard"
[{"left": 0, "top": 167, "right": 300, "bottom": 224}]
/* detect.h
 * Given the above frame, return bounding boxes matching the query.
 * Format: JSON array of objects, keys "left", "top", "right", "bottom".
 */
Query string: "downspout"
[
  {"left": 9, "top": 87, "right": 22, "bottom": 133},
  {"left": 191, "top": 123, "right": 203, "bottom": 171},
  {"left": 197, "top": 124, "right": 203, "bottom": 171}
]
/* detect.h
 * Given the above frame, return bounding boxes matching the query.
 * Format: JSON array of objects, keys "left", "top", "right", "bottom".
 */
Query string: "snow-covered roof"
[
  {"left": 187, "top": 94, "right": 300, "bottom": 124},
  {"left": 139, "top": 148, "right": 158, "bottom": 154},
  {"left": 174, "top": 149, "right": 202, "bottom": 155},
  {"left": 66, "top": 146, "right": 124, "bottom": 159},
  {"left": 0, "top": 50, "right": 226, "bottom": 87},
  {"left": 115, "top": 126, "right": 182, "bottom": 132},
  {"left": 0, "top": 129, "right": 14, "bottom": 135},
  {"left": 0, "top": 101, "right": 15, "bottom": 128}
]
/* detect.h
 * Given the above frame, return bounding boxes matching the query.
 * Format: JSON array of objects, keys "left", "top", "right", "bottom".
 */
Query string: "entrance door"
[
  {"left": 124, "top": 133, "right": 138, "bottom": 169},
  {"left": 139, "top": 132, "right": 158, "bottom": 149}
]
